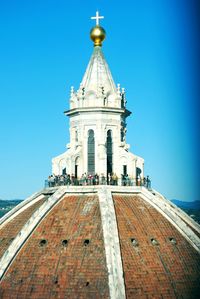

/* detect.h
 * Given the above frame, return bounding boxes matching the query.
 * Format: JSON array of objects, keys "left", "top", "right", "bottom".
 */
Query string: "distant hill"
[
  {"left": 171, "top": 200, "right": 200, "bottom": 225},
  {"left": 171, "top": 200, "right": 200, "bottom": 210},
  {"left": 0, "top": 199, "right": 23, "bottom": 218},
  {"left": 1, "top": 198, "right": 200, "bottom": 225}
]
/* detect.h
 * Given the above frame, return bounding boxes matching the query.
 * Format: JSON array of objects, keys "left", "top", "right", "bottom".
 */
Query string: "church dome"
[
  {"left": 90, "top": 26, "right": 106, "bottom": 46},
  {"left": 0, "top": 187, "right": 200, "bottom": 298}
]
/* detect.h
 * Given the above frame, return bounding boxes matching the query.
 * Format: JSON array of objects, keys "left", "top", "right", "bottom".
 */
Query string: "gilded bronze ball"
[{"left": 90, "top": 26, "right": 106, "bottom": 46}]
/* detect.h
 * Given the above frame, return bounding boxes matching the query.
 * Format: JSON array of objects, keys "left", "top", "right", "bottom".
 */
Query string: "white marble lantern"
[{"left": 52, "top": 12, "right": 144, "bottom": 182}]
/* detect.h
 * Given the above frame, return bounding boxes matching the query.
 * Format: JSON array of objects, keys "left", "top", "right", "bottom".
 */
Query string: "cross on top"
[{"left": 91, "top": 11, "right": 104, "bottom": 26}]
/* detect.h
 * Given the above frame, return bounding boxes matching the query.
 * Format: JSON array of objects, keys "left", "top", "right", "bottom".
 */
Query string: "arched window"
[
  {"left": 75, "top": 157, "right": 80, "bottom": 179},
  {"left": 62, "top": 168, "right": 66, "bottom": 175},
  {"left": 107, "top": 130, "right": 113, "bottom": 176},
  {"left": 88, "top": 130, "right": 95, "bottom": 174}
]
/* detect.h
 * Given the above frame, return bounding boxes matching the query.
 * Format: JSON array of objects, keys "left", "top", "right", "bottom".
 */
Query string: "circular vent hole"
[
  {"left": 53, "top": 276, "right": 58, "bottom": 284},
  {"left": 39, "top": 239, "right": 47, "bottom": 247},
  {"left": 169, "top": 237, "right": 177, "bottom": 245},
  {"left": 131, "top": 238, "right": 138, "bottom": 247},
  {"left": 151, "top": 238, "right": 159, "bottom": 246},
  {"left": 62, "top": 239, "right": 68, "bottom": 247},
  {"left": 84, "top": 239, "right": 90, "bottom": 246}
]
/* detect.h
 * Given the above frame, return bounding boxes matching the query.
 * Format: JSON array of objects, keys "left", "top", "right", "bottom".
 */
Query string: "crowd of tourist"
[{"left": 46, "top": 173, "right": 151, "bottom": 189}]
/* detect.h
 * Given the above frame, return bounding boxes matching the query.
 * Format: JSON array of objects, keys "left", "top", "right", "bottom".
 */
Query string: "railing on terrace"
[{"left": 44, "top": 176, "right": 151, "bottom": 190}]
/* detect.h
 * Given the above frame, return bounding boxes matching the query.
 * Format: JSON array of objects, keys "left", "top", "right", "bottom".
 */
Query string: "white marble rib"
[
  {"left": 98, "top": 186, "right": 126, "bottom": 299},
  {"left": 0, "top": 187, "right": 66, "bottom": 280}
]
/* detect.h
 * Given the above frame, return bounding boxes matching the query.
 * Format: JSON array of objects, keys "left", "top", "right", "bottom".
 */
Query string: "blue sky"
[{"left": 0, "top": 0, "right": 199, "bottom": 201}]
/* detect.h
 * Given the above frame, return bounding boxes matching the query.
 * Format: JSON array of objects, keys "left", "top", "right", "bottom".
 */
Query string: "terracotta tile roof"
[
  {"left": 0, "top": 197, "right": 46, "bottom": 259},
  {"left": 0, "top": 190, "right": 199, "bottom": 298},
  {"left": 0, "top": 194, "right": 109, "bottom": 299},
  {"left": 113, "top": 194, "right": 200, "bottom": 298}
]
